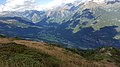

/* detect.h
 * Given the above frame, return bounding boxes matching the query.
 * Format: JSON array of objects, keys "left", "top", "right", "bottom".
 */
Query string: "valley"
[{"left": 1, "top": 1, "right": 120, "bottom": 49}]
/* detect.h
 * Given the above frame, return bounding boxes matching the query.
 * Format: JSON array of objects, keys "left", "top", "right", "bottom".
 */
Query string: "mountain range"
[{"left": 0, "top": 1, "right": 120, "bottom": 49}]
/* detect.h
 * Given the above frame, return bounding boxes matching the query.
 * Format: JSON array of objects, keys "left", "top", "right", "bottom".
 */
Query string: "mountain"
[
  {"left": 0, "top": 1, "right": 120, "bottom": 49},
  {"left": 56, "top": 2, "right": 120, "bottom": 49},
  {"left": 0, "top": 37, "right": 120, "bottom": 67}
]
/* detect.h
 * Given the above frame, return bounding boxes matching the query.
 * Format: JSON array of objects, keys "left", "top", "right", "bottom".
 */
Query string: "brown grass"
[{"left": 0, "top": 38, "right": 118, "bottom": 67}]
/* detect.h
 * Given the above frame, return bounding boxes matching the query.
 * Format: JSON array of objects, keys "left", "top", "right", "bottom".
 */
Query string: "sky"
[
  {"left": 35, "top": 0, "right": 53, "bottom": 5},
  {"left": 0, "top": 0, "right": 78, "bottom": 11},
  {"left": 0, "top": 0, "right": 115, "bottom": 12}
]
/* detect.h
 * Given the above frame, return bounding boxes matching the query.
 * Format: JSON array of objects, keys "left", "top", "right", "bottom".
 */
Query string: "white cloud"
[
  {"left": 0, "top": 0, "right": 35, "bottom": 11},
  {"left": 63, "top": 0, "right": 76, "bottom": 3},
  {"left": 0, "top": 5, "right": 4, "bottom": 11},
  {"left": 35, "top": 0, "right": 77, "bottom": 10},
  {"left": 0, "top": 0, "right": 79, "bottom": 11},
  {"left": 0, "top": 0, "right": 117, "bottom": 12}
]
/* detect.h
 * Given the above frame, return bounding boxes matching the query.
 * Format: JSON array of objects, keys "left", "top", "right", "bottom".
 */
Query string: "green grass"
[
  {"left": 0, "top": 34, "right": 6, "bottom": 38},
  {"left": 0, "top": 42, "right": 61, "bottom": 67},
  {"left": 66, "top": 46, "right": 120, "bottom": 65},
  {"left": 0, "top": 40, "right": 120, "bottom": 67}
]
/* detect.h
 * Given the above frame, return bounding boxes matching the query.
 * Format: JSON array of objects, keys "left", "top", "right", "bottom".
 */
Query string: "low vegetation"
[
  {"left": 0, "top": 37, "right": 119, "bottom": 67},
  {"left": 0, "top": 43, "right": 61, "bottom": 67},
  {"left": 0, "top": 34, "right": 6, "bottom": 38},
  {"left": 66, "top": 46, "right": 120, "bottom": 66}
]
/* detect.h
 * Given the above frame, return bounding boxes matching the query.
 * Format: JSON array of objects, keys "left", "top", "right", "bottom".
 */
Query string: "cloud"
[
  {"left": 0, "top": 0, "right": 35, "bottom": 11},
  {"left": 0, "top": 5, "right": 4, "bottom": 11},
  {"left": 0, "top": 0, "right": 117, "bottom": 12},
  {"left": 35, "top": 0, "right": 77, "bottom": 10},
  {"left": 0, "top": 0, "right": 78, "bottom": 11}
]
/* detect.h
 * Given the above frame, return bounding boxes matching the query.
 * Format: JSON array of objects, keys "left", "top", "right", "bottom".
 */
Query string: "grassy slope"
[{"left": 0, "top": 37, "right": 119, "bottom": 67}]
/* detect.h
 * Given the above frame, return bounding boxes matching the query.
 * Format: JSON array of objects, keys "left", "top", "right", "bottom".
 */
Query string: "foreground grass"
[
  {"left": 0, "top": 43, "right": 61, "bottom": 67},
  {"left": 66, "top": 46, "right": 120, "bottom": 67},
  {"left": 0, "top": 38, "right": 119, "bottom": 67}
]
